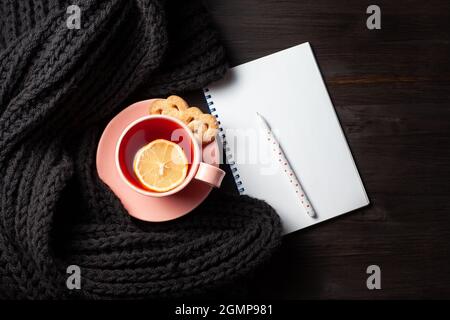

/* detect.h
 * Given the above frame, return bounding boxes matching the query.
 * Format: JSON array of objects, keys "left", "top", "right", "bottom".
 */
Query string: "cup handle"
[{"left": 195, "top": 162, "right": 225, "bottom": 188}]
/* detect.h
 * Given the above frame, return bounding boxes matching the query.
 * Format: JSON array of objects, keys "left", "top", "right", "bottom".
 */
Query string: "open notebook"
[{"left": 203, "top": 42, "right": 369, "bottom": 234}]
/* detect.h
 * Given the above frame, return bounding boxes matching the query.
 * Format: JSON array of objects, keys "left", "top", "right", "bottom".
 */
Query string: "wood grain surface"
[{"left": 193, "top": 0, "right": 450, "bottom": 299}]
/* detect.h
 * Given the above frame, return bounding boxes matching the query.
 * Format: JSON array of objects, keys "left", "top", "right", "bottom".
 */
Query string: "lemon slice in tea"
[{"left": 133, "top": 139, "right": 188, "bottom": 192}]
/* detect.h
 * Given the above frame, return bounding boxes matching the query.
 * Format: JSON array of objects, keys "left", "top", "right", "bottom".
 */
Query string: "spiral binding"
[{"left": 204, "top": 88, "right": 245, "bottom": 194}]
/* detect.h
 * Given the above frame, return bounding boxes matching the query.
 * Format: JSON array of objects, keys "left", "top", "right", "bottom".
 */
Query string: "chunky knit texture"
[{"left": 0, "top": 0, "right": 282, "bottom": 299}]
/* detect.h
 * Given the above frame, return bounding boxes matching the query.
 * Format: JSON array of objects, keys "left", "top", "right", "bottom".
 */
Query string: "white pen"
[{"left": 256, "top": 112, "right": 316, "bottom": 218}]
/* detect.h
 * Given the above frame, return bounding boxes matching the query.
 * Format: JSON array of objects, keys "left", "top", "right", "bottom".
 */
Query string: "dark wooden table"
[{"left": 200, "top": 0, "right": 450, "bottom": 299}]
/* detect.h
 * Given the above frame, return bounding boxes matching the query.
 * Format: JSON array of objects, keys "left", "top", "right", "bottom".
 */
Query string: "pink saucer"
[{"left": 96, "top": 99, "right": 220, "bottom": 222}]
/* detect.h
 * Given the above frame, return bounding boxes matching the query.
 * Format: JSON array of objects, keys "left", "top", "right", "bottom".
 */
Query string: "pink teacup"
[{"left": 115, "top": 115, "right": 225, "bottom": 197}]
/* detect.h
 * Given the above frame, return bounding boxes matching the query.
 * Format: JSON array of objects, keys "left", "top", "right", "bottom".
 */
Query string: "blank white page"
[{"left": 205, "top": 42, "right": 369, "bottom": 234}]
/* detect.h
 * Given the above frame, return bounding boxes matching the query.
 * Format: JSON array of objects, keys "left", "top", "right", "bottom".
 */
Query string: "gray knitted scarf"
[{"left": 0, "top": 0, "right": 281, "bottom": 299}]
